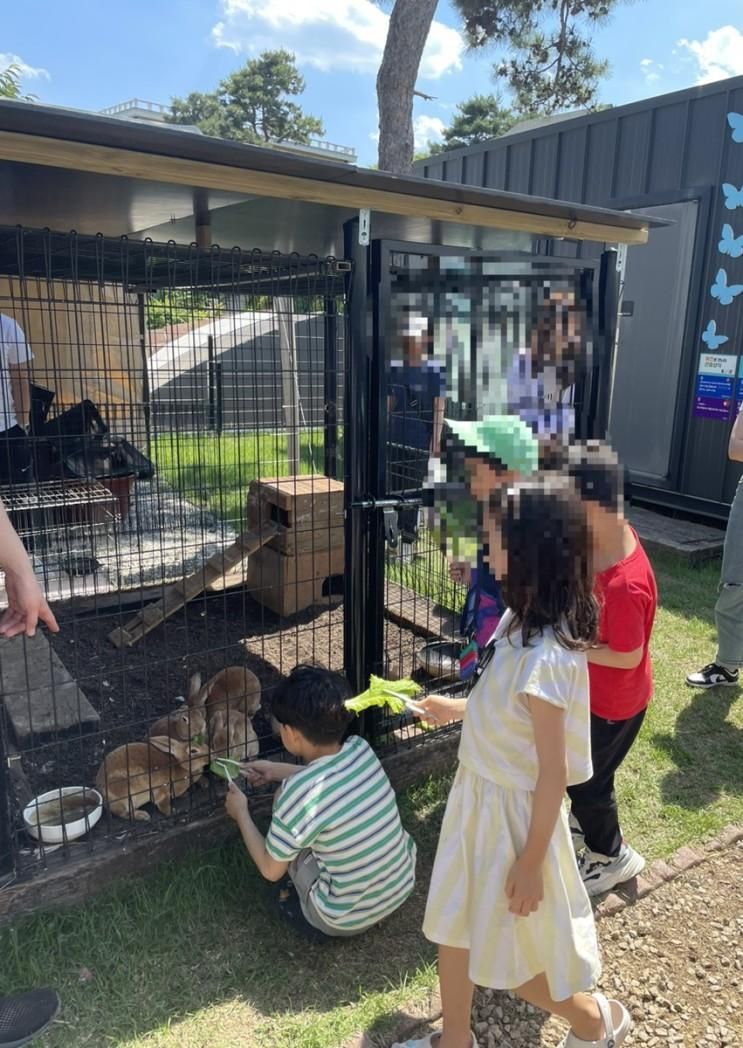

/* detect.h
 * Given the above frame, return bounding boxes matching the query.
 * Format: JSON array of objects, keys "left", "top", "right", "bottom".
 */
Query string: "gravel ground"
[{"left": 437, "top": 842, "right": 743, "bottom": 1047}]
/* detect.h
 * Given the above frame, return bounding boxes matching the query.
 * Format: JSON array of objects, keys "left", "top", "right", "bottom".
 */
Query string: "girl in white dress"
[{"left": 394, "top": 477, "right": 631, "bottom": 1048}]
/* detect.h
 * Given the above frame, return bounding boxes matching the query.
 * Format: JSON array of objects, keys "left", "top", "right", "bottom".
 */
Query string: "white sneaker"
[
  {"left": 392, "top": 1034, "right": 476, "bottom": 1048},
  {"left": 558, "top": 993, "right": 631, "bottom": 1047},
  {"left": 579, "top": 844, "right": 645, "bottom": 896},
  {"left": 569, "top": 813, "right": 585, "bottom": 855}
]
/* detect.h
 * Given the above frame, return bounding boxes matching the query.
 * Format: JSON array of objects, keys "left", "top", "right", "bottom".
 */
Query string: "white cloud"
[
  {"left": 639, "top": 57, "right": 664, "bottom": 85},
  {"left": 678, "top": 26, "right": 743, "bottom": 85},
  {"left": 414, "top": 114, "right": 445, "bottom": 150},
  {"left": 211, "top": 0, "right": 463, "bottom": 79},
  {"left": 0, "top": 53, "right": 50, "bottom": 81}
]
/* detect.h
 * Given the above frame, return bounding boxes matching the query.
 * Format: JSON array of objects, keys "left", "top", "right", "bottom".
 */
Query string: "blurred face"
[
  {"left": 465, "top": 457, "right": 516, "bottom": 503},
  {"left": 530, "top": 299, "right": 583, "bottom": 373}
]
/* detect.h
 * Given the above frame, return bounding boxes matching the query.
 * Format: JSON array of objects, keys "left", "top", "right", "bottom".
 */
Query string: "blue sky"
[{"left": 3, "top": 0, "right": 743, "bottom": 166}]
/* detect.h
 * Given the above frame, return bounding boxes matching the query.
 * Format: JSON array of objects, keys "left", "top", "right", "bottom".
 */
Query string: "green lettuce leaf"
[{"left": 345, "top": 675, "right": 422, "bottom": 715}]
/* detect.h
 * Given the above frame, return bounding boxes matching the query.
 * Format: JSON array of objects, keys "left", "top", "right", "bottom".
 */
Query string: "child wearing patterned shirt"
[{"left": 224, "top": 665, "right": 416, "bottom": 942}]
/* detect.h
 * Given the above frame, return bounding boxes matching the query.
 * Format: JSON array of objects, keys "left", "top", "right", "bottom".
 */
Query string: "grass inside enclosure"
[{"left": 151, "top": 430, "right": 334, "bottom": 529}]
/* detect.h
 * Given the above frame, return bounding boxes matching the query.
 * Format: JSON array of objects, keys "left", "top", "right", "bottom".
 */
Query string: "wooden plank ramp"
[
  {"left": 108, "top": 525, "right": 278, "bottom": 648},
  {"left": 384, "top": 581, "right": 459, "bottom": 640},
  {"left": 0, "top": 633, "right": 99, "bottom": 744}
]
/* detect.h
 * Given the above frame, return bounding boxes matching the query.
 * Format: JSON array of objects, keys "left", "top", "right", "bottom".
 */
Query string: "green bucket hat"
[{"left": 444, "top": 414, "right": 539, "bottom": 476}]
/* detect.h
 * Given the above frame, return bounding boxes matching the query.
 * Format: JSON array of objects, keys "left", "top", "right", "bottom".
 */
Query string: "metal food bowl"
[
  {"left": 23, "top": 787, "right": 103, "bottom": 845},
  {"left": 417, "top": 640, "right": 461, "bottom": 682}
]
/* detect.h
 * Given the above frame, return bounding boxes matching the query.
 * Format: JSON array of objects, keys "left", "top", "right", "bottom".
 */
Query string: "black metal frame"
[{"left": 341, "top": 235, "right": 617, "bottom": 722}]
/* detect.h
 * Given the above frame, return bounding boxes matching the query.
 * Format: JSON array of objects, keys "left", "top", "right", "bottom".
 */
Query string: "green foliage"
[
  {"left": 0, "top": 63, "right": 35, "bottom": 101},
  {"left": 146, "top": 289, "right": 220, "bottom": 331},
  {"left": 428, "top": 94, "right": 518, "bottom": 154},
  {"left": 454, "top": 0, "right": 621, "bottom": 115},
  {"left": 167, "top": 49, "right": 324, "bottom": 145}
]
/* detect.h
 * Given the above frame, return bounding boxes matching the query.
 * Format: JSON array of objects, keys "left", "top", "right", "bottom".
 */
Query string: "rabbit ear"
[
  {"left": 187, "top": 674, "right": 206, "bottom": 706},
  {"left": 149, "top": 735, "right": 178, "bottom": 755}
]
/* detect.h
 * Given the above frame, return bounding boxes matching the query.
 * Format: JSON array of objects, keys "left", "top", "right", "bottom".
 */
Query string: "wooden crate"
[
  {"left": 246, "top": 475, "right": 345, "bottom": 556},
  {"left": 246, "top": 543, "right": 344, "bottom": 617}
]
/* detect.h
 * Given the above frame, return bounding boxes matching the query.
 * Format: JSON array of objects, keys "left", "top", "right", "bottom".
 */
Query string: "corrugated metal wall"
[{"left": 416, "top": 76, "right": 743, "bottom": 516}]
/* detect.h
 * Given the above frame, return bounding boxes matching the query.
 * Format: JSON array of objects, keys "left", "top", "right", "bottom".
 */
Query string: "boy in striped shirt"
[{"left": 224, "top": 665, "right": 417, "bottom": 941}]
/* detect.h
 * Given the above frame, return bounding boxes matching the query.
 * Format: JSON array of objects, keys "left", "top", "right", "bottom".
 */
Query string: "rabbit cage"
[{"left": 0, "top": 226, "right": 383, "bottom": 883}]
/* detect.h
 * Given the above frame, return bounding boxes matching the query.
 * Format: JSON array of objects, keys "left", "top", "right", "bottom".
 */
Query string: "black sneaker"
[
  {"left": 0, "top": 988, "right": 60, "bottom": 1047},
  {"left": 685, "top": 663, "right": 739, "bottom": 689}
]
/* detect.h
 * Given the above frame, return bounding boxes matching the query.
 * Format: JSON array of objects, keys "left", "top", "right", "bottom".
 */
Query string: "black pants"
[
  {"left": 387, "top": 445, "right": 429, "bottom": 542},
  {"left": 0, "top": 425, "right": 33, "bottom": 487},
  {"left": 567, "top": 708, "right": 646, "bottom": 858}
]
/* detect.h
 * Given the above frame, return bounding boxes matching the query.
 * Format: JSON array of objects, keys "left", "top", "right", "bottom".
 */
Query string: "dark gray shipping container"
[{"left": 415, "top": 76, "right": 743, "bottom": 521}]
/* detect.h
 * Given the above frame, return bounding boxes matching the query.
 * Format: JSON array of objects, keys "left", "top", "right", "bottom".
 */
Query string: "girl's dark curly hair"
[{"left": 490, "top": 475, "right": 598, "bottom": 651}]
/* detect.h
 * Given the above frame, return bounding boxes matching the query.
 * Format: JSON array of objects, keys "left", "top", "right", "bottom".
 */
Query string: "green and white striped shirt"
[{"left": 266, "top": 735, "right": 417, "bottom": 931}]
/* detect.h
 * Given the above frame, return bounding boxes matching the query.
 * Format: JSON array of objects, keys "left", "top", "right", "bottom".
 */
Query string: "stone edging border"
[{"left": 342, "top": 823, "right": 743, "bottom": 1048}]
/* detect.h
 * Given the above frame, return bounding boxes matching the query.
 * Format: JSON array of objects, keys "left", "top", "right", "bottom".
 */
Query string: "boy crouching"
[{"left": 225, "top": 665, "right": 417, "bottom": 941}]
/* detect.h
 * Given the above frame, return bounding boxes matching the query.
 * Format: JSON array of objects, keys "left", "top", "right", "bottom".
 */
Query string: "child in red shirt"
[{"left": 567, "top": 441, "right": 657, "bottom": 896}]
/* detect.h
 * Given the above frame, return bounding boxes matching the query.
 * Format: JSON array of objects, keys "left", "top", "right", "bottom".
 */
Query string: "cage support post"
[
  {"left": 277, "top": 296, "right": 301, "bottom": 475},
  {"left": 343, "top": 220, "right": 382, "bottom": 709},
  {"left": 0, "top": 718, "right": 14, "bottom": 881},
  {"left": 323, "top": 296, "right": 338, "bottom": 479},
  {"left": 207, "top": 335, "right": 216, "bottom": 432}
]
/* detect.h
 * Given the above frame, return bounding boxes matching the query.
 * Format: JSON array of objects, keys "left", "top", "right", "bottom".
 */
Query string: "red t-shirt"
[{"left": 588, "top": 529, "right": 657, "bottom": 721}]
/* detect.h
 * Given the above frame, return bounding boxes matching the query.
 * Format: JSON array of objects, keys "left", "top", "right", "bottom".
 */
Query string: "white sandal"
[
  {"left": 391, "top": 1033, "right": 477, "bottom": 1048},
  {"left": 559, "top": 993, "right": 631, "bottom": 1047}
]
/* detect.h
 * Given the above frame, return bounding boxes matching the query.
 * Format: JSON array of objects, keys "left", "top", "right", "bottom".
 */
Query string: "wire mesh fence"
[
  {"left": 0, "top": 229, "right": 601, "bottom": 887},
  {"left": 0, "top": 227, "right": 362, "bottom": 882}
]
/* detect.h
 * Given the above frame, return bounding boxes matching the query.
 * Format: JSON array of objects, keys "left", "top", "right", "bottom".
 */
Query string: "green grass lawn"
[
  {"left": 2, "top": 551, "right": 740, "bottom": 1046},
  {"left": 151, "top": 431, "right": 336, "bottom": 529}
]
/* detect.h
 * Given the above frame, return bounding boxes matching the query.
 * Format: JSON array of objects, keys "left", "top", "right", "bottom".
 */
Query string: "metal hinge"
[{"left": 358, "top": 209, "right": 371, "bottom": 245}]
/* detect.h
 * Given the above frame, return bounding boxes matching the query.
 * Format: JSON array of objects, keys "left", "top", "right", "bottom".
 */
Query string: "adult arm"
[
  {"left": 729, "top": 406, "right": 743, "bottom": 462},
  {"left": 431, "top": 395, "right": 446, "bottom": 456},
  {"left": 0, "top": 498, "right": 58, "bottom": 636},
  {"left": 8, "top": 362, "right": 30, "bottom": 428}
]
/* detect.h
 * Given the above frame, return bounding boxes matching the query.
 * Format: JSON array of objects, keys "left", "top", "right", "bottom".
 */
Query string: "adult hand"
[
  {"left": 240, "top": 760, "right": 276, "bottom": 787},
  {"left": 0, "top": 566, "right": 58, "bottom": 638},
  {"left": 505, "top": 857, "right": 544, "bottom": 917},
  {"left": 224, "top": 780, "right": 249, "bottom": 822}
]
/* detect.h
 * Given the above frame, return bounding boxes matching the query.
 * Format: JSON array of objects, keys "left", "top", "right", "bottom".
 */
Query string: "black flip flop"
[{"left": 271, "top": 880, "right": 330, "bottom": 945}]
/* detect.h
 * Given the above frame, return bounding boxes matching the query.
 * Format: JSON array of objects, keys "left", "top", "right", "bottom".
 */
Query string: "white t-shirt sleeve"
[
  {"left": 0, "top": 316, "right": 32, "bottom": 365},
  {"left": 516, "top": 644, "right": 577, "bottom": 711}
]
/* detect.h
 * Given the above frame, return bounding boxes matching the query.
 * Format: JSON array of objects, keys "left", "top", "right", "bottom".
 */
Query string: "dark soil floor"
[{"left": 10, "top": 589, "right": 431, "bottom": 872}]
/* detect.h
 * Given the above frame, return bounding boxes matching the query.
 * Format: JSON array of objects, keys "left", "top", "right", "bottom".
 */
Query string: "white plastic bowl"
[{"left": 23, "top": 787, "right": 103, "bottom": 844}]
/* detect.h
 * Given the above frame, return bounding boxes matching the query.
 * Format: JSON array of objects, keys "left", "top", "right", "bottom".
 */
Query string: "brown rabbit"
[
  {"left": 95, "top": 736, "right": 210, "bottom": 821},
  {"left": 148, "top": 673, "right": 208, "bottom": 744},
  {"left": 204, "top": 667, "right": 261, "bottom": 764}
]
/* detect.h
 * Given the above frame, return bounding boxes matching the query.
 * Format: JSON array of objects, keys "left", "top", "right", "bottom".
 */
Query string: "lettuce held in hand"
[{"left": 345, "top": 675, "right": 423, "bottom": 716}]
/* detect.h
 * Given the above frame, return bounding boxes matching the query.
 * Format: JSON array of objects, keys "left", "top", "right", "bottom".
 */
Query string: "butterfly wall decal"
[
  {"left": 728, "top": 112, "right": 743, "bottom": 144},
  {"left": 722, "top": 183, "right": 743, "bottom": 210},
  {"left": 711, "top": 268, "right": 743, "bottom": 306},
  {"left": 701, "top": 320, "right": 729, "bottom": 349},
  {"left": 719, "top": 223, "right": 743, "bottom": 259}
]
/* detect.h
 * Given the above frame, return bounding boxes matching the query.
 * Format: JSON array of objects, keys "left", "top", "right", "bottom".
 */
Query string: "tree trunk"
[{"left": 377, "top": 0, "right": 438, "bottom": 175}]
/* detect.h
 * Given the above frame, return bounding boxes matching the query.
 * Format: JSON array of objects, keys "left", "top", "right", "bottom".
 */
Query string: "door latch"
[{"left": 383, "top": 507, "right": 399, "bottom": 549}]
